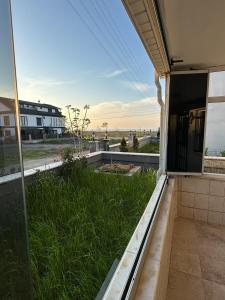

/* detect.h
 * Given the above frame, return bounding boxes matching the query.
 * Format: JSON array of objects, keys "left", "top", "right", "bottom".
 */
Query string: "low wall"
[
  {"left": 204, "top": 156, "right": 225, "bottom": 174},
  {"left": 133, "top": 178, "right": 177, "bottom": 300},
  {"left": 109, "top": 143, "right": 120, "bottom": 152},
  {"left": 0, "top": 152, "right": 159, "bottom": 187},
  {"left": 101, "top": 152, "right": 159, "bottom": 170}
]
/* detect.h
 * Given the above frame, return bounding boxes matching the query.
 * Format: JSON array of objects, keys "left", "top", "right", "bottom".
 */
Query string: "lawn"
[
  {"left": 22, "top": 147, "right": 81, "bottom": 161},
  {"left": 136, "top": 142, "right": 159, "bottom": 154},
  {"left": 23, "top": 149, "right": 60, "bottom": 160},
  {"left": 127, "top": 142, "right": 159, "bottom": 154},
  {"left": 27, "top": 164, "right": 156, "bottom": 299}
]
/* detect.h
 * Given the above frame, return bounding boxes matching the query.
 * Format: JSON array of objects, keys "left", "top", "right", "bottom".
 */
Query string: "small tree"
[
  {"left": 120, "top": 137, "right": 128, "bottom": 152},
  {"left": 133, "top": 135, "right": 139, "bottom": 151},
  {"left": 65, "top": 104, "right": 91, "bottom": 155}
]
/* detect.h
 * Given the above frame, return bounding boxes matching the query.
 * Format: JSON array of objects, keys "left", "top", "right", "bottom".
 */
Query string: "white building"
[
  {"left": 19, "top": 100, "right": 65, "bottom": 140},
  {"left": 0, "top": 98, "right": 65, "bottom": 141},
  {"left": 0, "top": 98, "right": 16, "bottom": 141}
]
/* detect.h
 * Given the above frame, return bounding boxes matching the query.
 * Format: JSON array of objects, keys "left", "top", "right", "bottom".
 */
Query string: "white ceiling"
[{"left": 158, "top": 0, "right": 225, "bottom": 71}]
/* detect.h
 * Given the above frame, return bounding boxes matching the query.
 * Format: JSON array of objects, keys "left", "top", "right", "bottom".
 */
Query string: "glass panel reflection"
[{"left": 0, "top": 0, "right": 32, "bottom": 298}]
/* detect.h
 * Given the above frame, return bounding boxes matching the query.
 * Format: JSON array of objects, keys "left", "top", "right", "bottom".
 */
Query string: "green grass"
[
  {"left": 137, "top": 143, "right": 159, "bottom": 153},
  {"left": 22, "top": 148, "right": 81, "bottom": 160},
  {"left": 128, "top": 143, "right": 159, "bottom": 154},
  {"left": 27, "top": 167, "right": 156, "bottom": 299},
  {"left": 23, "top": 149, "right": 60, "bottom": 160},
  {"left": 40, "top": 139, "right": 75, "bottom": 145}
]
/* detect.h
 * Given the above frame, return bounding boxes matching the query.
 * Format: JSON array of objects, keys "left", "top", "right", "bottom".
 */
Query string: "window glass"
[
  {"left": 0, "top": 0, "right": 32, "bottom": 297},
  {"left": 36, "top": 117, "right": 42, "bottom": 126},
  {"left": 208, "top": 71, "right": 225, "bottom": 97},
  {"left": 204, "top": 102, "right": 225, "bottom": 174}
]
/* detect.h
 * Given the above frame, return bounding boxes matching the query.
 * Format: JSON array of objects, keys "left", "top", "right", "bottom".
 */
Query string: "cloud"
[
  {"left": 16, "top": 76, "right": 78, "bottom": 104},
  {"left": 22, "top": 77, "right": 77, "bottom": 88},
  {"left": 87, "top": 97, "right": 160, "bottom": 129},
  {"left": 104, "top": 69, "right": 127, "bottom": 78},
  {"left": 122, "top": 80, "right": 155, "bottom": 92}
]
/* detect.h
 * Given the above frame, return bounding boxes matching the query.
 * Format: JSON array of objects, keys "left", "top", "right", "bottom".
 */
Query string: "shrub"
[
  {"left": 120, "top": 137, "right": 128, "bottom": 152},
  {"left": 60, "top": 147, "right": 87, "bottom": 177},
  {"left": 221, "top": 150, "right": 225, "bottom": 157}
]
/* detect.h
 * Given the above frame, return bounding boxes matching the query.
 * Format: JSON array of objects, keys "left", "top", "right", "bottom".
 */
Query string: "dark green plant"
[
  {"left": 157, "top": 128, "right": 160, "bottom": 138},
  {"left": 120, "top": 137, "right": 128, "bottom": 152},
  {"left": 60, "top": 147, "right": 87, "bottom": 177},
  {"left": 133, "top": 135, "right": 139, "bottom": 151},
  {"left": 221, "top": 150, "right": 225, "bottom": 157}
]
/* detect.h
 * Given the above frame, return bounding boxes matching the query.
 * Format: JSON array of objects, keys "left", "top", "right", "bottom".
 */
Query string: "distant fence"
[
  {"left": 204, "top": 156, "right": 225, "bottom": 174},
  {"left": 108, "top": 136, "right": 159, "bottom": 153}
]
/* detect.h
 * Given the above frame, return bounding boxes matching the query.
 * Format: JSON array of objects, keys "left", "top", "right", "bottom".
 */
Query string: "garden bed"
[
  {"left": 27, "top": 164, "right": 156, "bottom": 299},
  {"left": 98, "top": 163, "right": 141, "bottom": 176}
]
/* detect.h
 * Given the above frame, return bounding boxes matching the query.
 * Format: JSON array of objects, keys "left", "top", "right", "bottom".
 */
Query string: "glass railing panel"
[{"left": 0, "top": 0, "right": 32, "bottom": 298}]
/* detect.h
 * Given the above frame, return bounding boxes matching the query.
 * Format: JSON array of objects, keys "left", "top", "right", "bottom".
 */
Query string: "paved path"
[{"left": 23, "top": 150, "right": 90, "bottom": 170}]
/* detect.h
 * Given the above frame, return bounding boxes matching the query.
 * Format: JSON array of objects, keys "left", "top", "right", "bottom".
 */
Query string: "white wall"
[{"left": 20, "top": 114, "right": 65, "bottom": 129}]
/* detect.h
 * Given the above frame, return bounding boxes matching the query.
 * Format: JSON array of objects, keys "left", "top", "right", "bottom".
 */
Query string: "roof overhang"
[
  {"left": 122, "top": 0, "right": 170, "bottom": 76},
  {"left": 123, "top": 0, "right": 225, "bottom": 75}
]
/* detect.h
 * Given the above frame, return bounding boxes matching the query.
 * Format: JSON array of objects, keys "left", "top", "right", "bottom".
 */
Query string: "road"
[{"left": 23, "top": 150, "right": 90, "bottom": 170}]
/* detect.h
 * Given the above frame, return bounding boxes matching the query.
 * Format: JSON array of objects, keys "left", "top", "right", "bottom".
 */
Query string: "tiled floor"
[{"left": 166, "top": 217, "right": 225, "bottom": 300}]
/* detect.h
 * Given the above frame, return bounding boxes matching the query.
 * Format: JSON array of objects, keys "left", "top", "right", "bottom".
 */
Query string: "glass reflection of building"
[
  {"left": 0, "top": 0, "right": 32, "bottom": 298},
  {"left": 0, "top": 97, "right": 20, "bottom": 176}
]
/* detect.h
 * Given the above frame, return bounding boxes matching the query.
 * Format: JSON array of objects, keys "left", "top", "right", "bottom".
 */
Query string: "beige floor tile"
[
  {"left": 172, "top": 234, "right": 199, "bottom": 254},
  {"left": 173, "top": 217, "right": 197, "bottom": 238},
  {"left": 200, "top": 255, "right": 225, "bottom": 285},
  {"left": 203, "top": 279, "right": 225, "bottom": 300},
  {"left": 167, "top": 217, "right": 225, "bottom": 300},
  {"left": 196, "top": 222, "right": 225, "bottom": 260},
  {"left": 172, "top": 217, "right": 199, "bottom": 254},
  {"left": 195, "top": 221, "right": 225, "bottom": 243},
  {"left": 166, "top": 269, "right": 205, "bottom": 300},
  {"left": 170, "top": 250, "right": 201, "bottom": 277}
]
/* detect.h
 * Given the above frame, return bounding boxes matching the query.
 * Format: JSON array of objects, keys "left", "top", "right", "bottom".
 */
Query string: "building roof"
[
  {"left": 122, "top": 0, "right": 170, "bottom": 76},
  {"left": 19, "top": 100, "right": 65, "bottom": 117},
  {"left": 19, "top": 100, "right": 60, "bottom": 110},
  {"left": 19, "top": 108, "right": 64, "bottom": 117}
]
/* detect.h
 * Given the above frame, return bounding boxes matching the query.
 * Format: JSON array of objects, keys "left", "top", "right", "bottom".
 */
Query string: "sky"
[
  {"left": 11, "top": 0, "right": 160, "bottom": 130},
  {"left": 9, "top": 0, "right": 225, "bottom": 151}
]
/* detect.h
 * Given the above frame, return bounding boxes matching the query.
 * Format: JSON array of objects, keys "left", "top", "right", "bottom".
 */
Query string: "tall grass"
[{"left": 27, "top": 166, "right": 156, "bottom": 299}]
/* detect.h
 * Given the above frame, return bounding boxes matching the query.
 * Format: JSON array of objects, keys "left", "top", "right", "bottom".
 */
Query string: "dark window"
[
  {"left": 20, "top": 116, "right": 28, "bottom": 126},
  {"left": 3, "top": 115, "right": 10, "bottom": 126},
  {"left": 36, "top": 117, "right": 42, "bottom": 126},
  {"left": 167, "top": 73, "right": 208, "bottom": 173}
]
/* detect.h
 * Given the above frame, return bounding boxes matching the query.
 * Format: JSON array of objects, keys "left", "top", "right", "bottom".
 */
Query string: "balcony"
[{"left": 2, "top": 0, "right": 225, "bottom": 298}]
